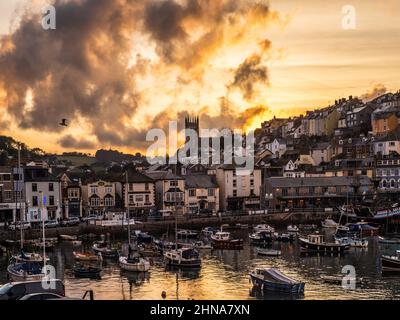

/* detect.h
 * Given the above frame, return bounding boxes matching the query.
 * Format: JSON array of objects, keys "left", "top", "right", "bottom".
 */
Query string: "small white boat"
[
  {"left": 253, "top": 224, "right": 275, "bottom": 233},
  {"left": 287, "top": 225, "right": 299, "bottom": 233},
  {"left": 7, "top": 261, "right": 46, "bottom": 282},
  {"left": 255, "top": 248, "right": 281, "bottom": 257},
  {"left": 12, "top": 252, "right": 49, "bottom": 263},
  {"left": 59, "top": 234, "right": 78, "bottom": 241},
  {"left": 73, "top": 251, "right": 102, "bottom": 262},
  {"left": 177, "top": 229, "right": 198, "bottom": 238},
  {"left": 119, "top": 255, "right": 150, "bottom": 272},
  {"left": 335, "top": 237, "right": 368, "bottom": 248},
  {"left": 321, "top": 219, "right": 339, "bottom": 228}
]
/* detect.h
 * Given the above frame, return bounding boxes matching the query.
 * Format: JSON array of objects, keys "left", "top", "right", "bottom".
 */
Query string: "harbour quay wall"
[{"left": 0, "top": 211, "right": 330, "bottom": 241}]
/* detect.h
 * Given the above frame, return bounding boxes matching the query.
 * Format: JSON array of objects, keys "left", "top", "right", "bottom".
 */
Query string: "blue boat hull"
[{"left": 250, "top": 274, "right": 305, "bottom": 294}]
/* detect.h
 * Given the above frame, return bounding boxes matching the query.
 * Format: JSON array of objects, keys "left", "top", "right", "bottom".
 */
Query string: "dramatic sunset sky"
[{"left": 0, "top": 0, "right": 399, "bottom": 154}]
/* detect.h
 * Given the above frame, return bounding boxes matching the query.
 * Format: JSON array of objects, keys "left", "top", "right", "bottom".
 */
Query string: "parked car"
[
  {"left": 61, "top": 217, "right": 81, "bottom": 226},
  {"left": 19, "top": 293, "right": 64, "bottom": 300},
  {"left": 8, "top": 222, "right": 31, "bottom": 231},
  {"left": 44, "top": 220, "right": 59, "bottom": 228},
  {"left": 81, "top": 214, "right": 99, "bottom": 222},
  {"left": 0, "top": 280, "right": 65, "bottom": 300}
]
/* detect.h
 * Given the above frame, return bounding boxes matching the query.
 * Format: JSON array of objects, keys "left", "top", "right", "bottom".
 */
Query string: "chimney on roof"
[{"left": 349, "top": 95, "right": 353, "bottom": 100}]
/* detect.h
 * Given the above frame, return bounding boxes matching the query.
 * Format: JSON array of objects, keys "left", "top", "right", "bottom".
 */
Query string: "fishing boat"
[
  {"left": 381, "top": 251, "right": 400, "bottom": 272},
  {"left": 255, "top": 248, "right": 281, "bottom": 256},
  {"left": 164, "top": 247, "right": 201, "bottom": 268},
  {"left": 334, "top": 236, "right": 368, "bottom": 248},
  {"left": 249, "top": 231, "right": 274, "bottom": 245},
  {"left": 119, "top": 249, "right": 150, "bottom": 272},
  {"left": 73, "top": 251, "right": 102, "bottom": 262},
  {"left": 92, "top": 241, "right": 118, "bottom": 258},
  {"left": 73, "top": 265, "right": 101, "bottom": 279},
  {"left": 7, "top": 261, "right": 46, "bottom": 282},
  {"left": 249, "top": 268, "right": 305, "bottom": 294},
  {"left": 59, "top": 234, "right": 78, "bottom": 241},
  {"left": 299, "top": 233, "right": 350, "bottom": 254},
  {"left": 177, "top": 229, "right": 199, "bottom": 239},
  {"left": 378, "top": 237, "right": 400, "bottom": 245},
  {"left": 287, "top": 225, "right": 299, "bottom": 233},
  {"left": 321, "top": 219, "right": 339, "bottom": 228},
  {"left": 253, "top": 224, "right": 275, "bottom": 233},
  {"left": 211, "top": 231, "right": 243, "bottom": 249}
]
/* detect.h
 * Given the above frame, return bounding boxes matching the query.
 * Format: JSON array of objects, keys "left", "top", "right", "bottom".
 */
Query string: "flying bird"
[{"left": 59, "top": 119, "right": 69, "bottom": 127}]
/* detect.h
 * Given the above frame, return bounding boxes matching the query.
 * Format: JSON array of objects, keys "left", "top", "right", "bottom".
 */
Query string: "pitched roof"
[
  {"left": 185, "top": 175, "right": 217, "bottom": 189},
  {"left": 145, "top": 171, "right": 184, "bottom": 181},
  {"left": 125, "top": 170, "right": 154, "bottom": 183}
]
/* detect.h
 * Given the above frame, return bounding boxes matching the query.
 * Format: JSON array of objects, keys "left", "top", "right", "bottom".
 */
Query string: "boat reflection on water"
[
  {"left": 164, "top": 265, "right": 201, "bottom": 280},
  {"left": 249, "top": 286, "right": 304, "bottom": 300},
  {"left": 120, "top": 270, "right": 150, "bottom": 286}
]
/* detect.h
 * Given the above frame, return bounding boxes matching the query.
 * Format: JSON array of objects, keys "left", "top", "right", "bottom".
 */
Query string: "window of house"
[
  {"left": 13, "top": 173, "right": 21, "bottom": 181},
  {"left": 105, "top": 186, "right": 113, "bottom": 194},
  {"left": 91, "top": 197, "right": 100, "bottom": 207},
  {"left": 135, "top": 195, "right": 144, "bottom": 202},
  {"left": 189, "top": 189, "right": 196, "bottom": 197},
  {"left": 49, "top": 183, "right": 54, "bottom": 192},
  {"left": 390, "top": 142, "right": 396, "bottom": 146},
  {"left": 4, "top": 191, "right": 12, "bottom": 200},
  {"left": 145, "top": 183, "right": 149, "bottom": 191},
  {"left": 128, "top": 183, "right": 133, "bottom": 192},
  {"left": 2, "top": 174, "right": 10, "bottom": 181},
  {"left": 49, "top": 196, "right": 55, "bottom": 206},
  {"left": 208, "top": 188, "right": 215, "bottom": 197},
  {"left": 32, "top": 196, "right": 38, "bottom": 206},
  {"left": 90, "top": 186, "right": 98, "bottom": 194},
  {"left": 104, "top": 197, "right": 114, "bottom": 207},
  {"left": 145, "top": 195, "right": 150, "bottom": 203},
  {"left": 32, "top": 183, "right": 37, "bottom": 192},
  {"left": 233, "top": 180, "right": 237, "bottom": 187},
  {"left": 233, "top": 190, "right": 237, "bottom": 197},
  {"left": 170, "top": 181, "right": 178, "bottom": 187},
  {"left": 250, "top": 189, "right": 255, "bottom": 196},
  {"left": 128, "top": 194, "right": 135, "bottom": 204},
  {"left": 250, "top": 179, "right": 254, "bottom": 187}
]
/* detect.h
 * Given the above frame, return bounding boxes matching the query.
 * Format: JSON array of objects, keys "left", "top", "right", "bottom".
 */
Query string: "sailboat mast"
[
  {"left": 41, "top": 191, "right": 46, "bottom": 269},
  {"left": 18, "top": 144, "right": 23, "bottom": 250},
  {"left": 126, "top": 171, "right": 130, "bottom": 246},
  {"left": 174, "top": 163, "right": 177, "bottom": 247}
]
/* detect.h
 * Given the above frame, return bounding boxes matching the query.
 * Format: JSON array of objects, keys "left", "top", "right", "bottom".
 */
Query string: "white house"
[
  {"left": 266, "top": 138, "right": 287, "bottom": 157},
  {"left": 373, "top": 136, "right": 400, "bottom": 156},
  {"left": 24, "top": 167, "right": 62, "bottom": 222}
]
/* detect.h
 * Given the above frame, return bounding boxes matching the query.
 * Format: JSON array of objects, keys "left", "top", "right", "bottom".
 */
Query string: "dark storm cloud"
[{"left": 229, "top": 54, "right": 269, "bottom": 101}]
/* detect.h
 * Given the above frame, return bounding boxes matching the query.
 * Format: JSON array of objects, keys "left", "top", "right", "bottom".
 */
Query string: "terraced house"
[
  {"left": 184, "top": 175, "right": 219, "bottom": 215},
  {"left": 123, "top": 170, "right": 155, "bottom": 217},
  {"left": 0, "top": 166, "right": 24, "bottom": 226},
  {"left": 85, "top": 180, "right": 120, "bottom": 216}
]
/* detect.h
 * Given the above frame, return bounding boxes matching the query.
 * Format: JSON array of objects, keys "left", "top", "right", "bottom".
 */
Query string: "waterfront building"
[
  {"left": 123, "top": 170, "right": 155, "bottom": 217},
  {"left": 184, "top": 174, "right": 219, "bottom": 215},
  {"left": 84, "top": 180, "right": 120, "bottom": 216},
  {"left": 145, "top": 171, "right": 185, "bottom": 215},
  {"left": 24, "top": 166, "right": 62, "bottom": 222},
  {"left": 0, "top": 166, "right": 25, "bottom": 226},
  {"left": 216, "top": 165, "right": 261, "bottom": 212},
  {"left": 264, "top": 176, "right": 374, "bottom": 210}
]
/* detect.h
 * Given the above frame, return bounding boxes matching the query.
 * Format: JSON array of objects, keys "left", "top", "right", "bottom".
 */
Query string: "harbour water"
[{"left": 1, "top": 229, "right": 399, "bottom": 300}]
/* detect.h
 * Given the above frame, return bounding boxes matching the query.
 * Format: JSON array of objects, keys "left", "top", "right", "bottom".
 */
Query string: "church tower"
[{"left": 184, "top": 116, "right": 200, "bottom": 143}]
